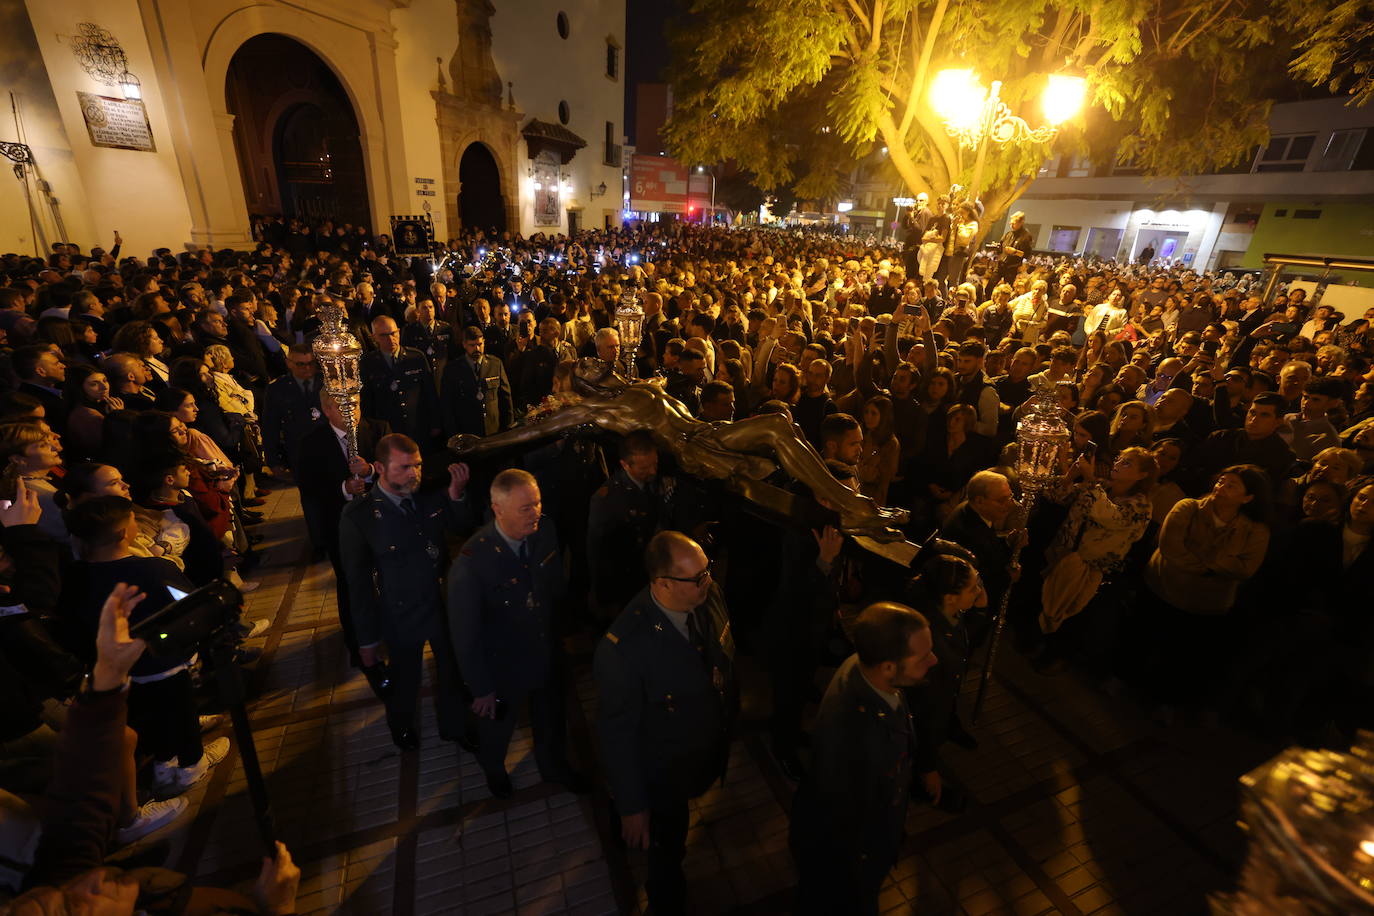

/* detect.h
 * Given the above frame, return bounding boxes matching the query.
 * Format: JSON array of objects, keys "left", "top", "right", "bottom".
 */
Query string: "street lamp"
[
  {"left": 695, "top": 165, "right": 716, "bottom": 224},
  {"left": 930, "top": 68, "right": 1086, "bottom": 203}
]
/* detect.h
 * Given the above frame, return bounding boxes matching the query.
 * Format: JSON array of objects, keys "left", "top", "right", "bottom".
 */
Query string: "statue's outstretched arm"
[{"left": 447, "top": 403, "right": 604, "bottom": 458}]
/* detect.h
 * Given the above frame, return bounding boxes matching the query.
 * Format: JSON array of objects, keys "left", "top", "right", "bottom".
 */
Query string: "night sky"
[{"left": 624, "top": 0, "right": 677, "bottom": 141}]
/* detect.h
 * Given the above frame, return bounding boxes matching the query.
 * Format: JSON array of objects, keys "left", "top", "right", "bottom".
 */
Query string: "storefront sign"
[
  {"left": 629, "top": 154, "right": 688, "bottom": 214},
  {"left": 77, "top": 92, "right": 155, "bottom": 152}
]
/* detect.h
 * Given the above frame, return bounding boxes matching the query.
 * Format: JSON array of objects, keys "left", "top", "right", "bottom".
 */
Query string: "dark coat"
[
  {"left": 360, "top": 347, "right": 440, "bottom": 444},
  {"left": 447, "top": 519, "right": 566, "bottom": 697},
  {"left": 941, "top": 501, "right": 1013, "bottom": 607},
  {"left": 439, "top": 352, "right": 512, "bottom": 437},
  {"left": 296, "top": 418, "right": 389, "bottom": 554},
  {"left": 586, "top": 469, "right": 669, "bottom": 607},
  {"left": 337, "top": 485, "right": 474, "bottom": 649},
  {"left": 789, "top": 654, "right": 916, "bottom": 888},
  {"left": 17, "top": 382, "right": 64, "bottom": 433},
  {"left": 594, "top": 584, "right": 738, "bottom": 813},
  {"left": 259, "top": 374, "right": 326, "bottom": 472},
  {"left": 400, "top": 320, "right": 451, "bottom": 370}
]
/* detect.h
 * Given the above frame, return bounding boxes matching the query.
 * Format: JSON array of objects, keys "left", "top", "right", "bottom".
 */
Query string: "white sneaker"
[
  {"left": 116, "top": 797, "right": 187, "bottom": 845},
  {"left": 202, "top": 736, "right": 231, "bottom": 766},
  {"left": 240, "top": 618, "right": 270, "bottom": 639},
  {"left": 199, "top": 713, "right": 226, "bottom": 733},
  {"left": 152, "top": 738, "right": 231, "bottom": 797}
]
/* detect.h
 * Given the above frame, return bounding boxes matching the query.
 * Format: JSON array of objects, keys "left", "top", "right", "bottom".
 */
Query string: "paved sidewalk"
[{"left": 157, "top": 485, "right": 1264, "bottom": 915}]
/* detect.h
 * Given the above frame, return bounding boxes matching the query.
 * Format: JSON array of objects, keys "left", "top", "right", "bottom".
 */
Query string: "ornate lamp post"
[
  {"left": 311, "top": 301, "right": 364, "bottom": 462},
  {"left": 929, "top": 69, "right": 1086, "bottom": 204},
  {"left": 972, "top": 385, "right": 1071, "bottom": 722},
  {"left": 614, "top": 286, "right": 645, "bottom": 380}
]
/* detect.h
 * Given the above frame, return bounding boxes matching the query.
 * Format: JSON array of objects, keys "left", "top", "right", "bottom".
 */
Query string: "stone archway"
[
  {"left": 458, "top": 143, "right": 506, "bottom": 233},
  {"left": 225, "top": 34, "right": 371, "bottom": 227}
]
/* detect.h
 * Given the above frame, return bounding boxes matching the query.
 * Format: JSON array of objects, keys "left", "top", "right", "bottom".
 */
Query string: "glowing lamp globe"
[
  {"left": 1042, "top": 73, "right": 1087, "bottom": 126},
  {"left": 930, "top": 69, "right": 986, "bottom": 131}
]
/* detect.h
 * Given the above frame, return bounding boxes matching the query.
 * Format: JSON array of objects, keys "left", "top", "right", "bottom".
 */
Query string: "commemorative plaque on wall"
[{"left": 76, "top": 92, "right": 155, "bottom": 152}]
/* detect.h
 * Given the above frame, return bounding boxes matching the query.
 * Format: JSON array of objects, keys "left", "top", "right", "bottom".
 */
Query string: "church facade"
[{"left": 0, "top": 0, "right": 626, "bottom": 256}]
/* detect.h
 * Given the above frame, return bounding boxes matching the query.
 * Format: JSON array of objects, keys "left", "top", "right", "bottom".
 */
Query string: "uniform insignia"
[
  {"left": 605, "top": 632, "right": 619, "bottom": 644},
  {"left": 653, "top": 622, "right": 664, "bottom": 632}
]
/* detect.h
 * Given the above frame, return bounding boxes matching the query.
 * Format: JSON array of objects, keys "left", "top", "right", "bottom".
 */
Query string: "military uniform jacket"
[
  {"left": 399, "top": 320, "right": 451, "bottom": 369},
  {"left": 446, "top": 520, "right": 565, "bottom": 698},
  {"left": 593, "top": 584, "right": 738, "bottom": 814},
  {"left": 359, "top": 347, "right": 439, "bottom": 443},
  {"left": 439, "top": 353, "right": 513, "bottom": 437},
  {"left": 586, "top": 470, "right": 668, "bottom": 606},
  {"left": 337, "top": 487, "right": 474, "bottom": 648},
  {"left": 790, "top": 654, "right": 915, "bottom": 884},
  {"left": 259, "top": 374, "right": 325, "bottom": 470}
]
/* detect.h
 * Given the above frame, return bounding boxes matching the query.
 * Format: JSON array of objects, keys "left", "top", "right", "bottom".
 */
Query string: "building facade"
[
  {"left": 1011, "top": 97, "right": 1374, "bottom": 276},
  {"left": 0, "top": 0, "right": 625, "bottom": 257}
]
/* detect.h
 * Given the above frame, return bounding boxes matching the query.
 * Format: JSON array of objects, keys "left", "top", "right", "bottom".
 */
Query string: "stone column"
[{"left": 136, "top": 0, "right": 254, "bottom": 248}]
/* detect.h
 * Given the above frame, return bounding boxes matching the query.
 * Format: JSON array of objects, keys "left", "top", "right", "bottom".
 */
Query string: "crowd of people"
[{"left": 0, "top": 214, "right": 1371, "bottom": 913}]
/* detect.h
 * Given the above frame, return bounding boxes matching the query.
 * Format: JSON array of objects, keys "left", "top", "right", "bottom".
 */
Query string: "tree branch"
[
  {"left": 832, "top": 0, "right": 866, "bottom": 57},
  {"left": 844, "top": 0, "right": 871, "bottom": 34},
  {"left": 899, "top": 0, "right": 949, "bottom": 137},
  {"left": 869, "top": 0, "right": 885, "bottom": 54},
  {"left": 1165, "top": 1, "right": 1239, "bottom": 56}
]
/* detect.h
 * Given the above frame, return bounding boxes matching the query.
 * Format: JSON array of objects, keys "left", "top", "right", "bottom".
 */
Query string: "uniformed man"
[
  {"left": 260, "top": 343, "right": 326, "bottom": 479},
  {"left": 586, "top": 431, "right": 674, "bottom": 616},
  {"left": 439, "top": 326, "right": 513, "bottom": 437},
  {"left": 338, "top": 433, "right": 476, "bottom": 751},
  {"left": 447, "top": 469, "right": 587, "bottom": 799},
  {"left": 594, "top": 531, "right": 738, "bottom": 916},
  {"left": 399, "top": 297, "right": 452, "bottom": 376},
  {"left": 297, "top": 390, "right": 389, "bottom": 664},
  {"left": 360, "top": 315, "right": 440, "bottom": 447},
  {"left": 789, "top": 603, "right": 938, "bottom": 915}
]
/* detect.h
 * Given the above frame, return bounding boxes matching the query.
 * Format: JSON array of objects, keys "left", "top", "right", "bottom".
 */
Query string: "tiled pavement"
[{"left": 153, "top": 484, "right": 1268, "bottom": 914}]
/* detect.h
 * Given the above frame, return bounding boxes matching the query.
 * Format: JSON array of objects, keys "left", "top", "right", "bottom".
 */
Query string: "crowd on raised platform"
[{"left": 0, "top": 218, "right": 1370, "bottom": 912}]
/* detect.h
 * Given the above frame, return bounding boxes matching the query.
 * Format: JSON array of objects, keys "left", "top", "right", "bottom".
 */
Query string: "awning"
[{"left": 521, "top": 119, "right": 587, "bottom": 165}]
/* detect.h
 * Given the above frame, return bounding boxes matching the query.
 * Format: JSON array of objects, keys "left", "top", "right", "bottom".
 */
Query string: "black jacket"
[
  {"left": 297, "top": 418, "right": 389, "bottom": 554},
  {"left": 447, "top": 519, "right": 566, "bottom": 697},
  {"left": 259, "top": 374, "right": 326, "bottom": 471},
  {"left": 439, "top": 352, "right": 512, "bottom": 437},
  {"left": 360, "top": 347, "right": 440, "bottom": 444},
  {"left": 594, "top": 584, "right": 737, "bottom": 813},
  {"left": 338, "top": 485, "right": 474, "bottom": 648},
  {"left": 789, "top": 654, "right": 916, "bottom": 886}
]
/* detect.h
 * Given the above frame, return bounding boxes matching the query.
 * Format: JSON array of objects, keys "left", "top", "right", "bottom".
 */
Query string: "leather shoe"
[
  {"left": 242, "top": 497, "right": 267, "bottom": 507},
  {"left": 485, "top": 769, "right": 513, "bottom": 799},
  {"left": 391, "top": 728, "right": 419, "bottom": 752}
]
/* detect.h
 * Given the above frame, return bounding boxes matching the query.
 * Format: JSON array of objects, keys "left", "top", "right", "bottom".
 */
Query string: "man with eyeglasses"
[
  {"left": 594, "top": 530, "right": 738, "bottom": 916},
  {"left": 260, "top": 343, "right": 326, "bottom": 479}
]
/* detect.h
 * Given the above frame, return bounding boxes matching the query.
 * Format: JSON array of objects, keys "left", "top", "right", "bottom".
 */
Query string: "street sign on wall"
[{"left": 629, "top": 154, "right": 688, "bottom": 214}]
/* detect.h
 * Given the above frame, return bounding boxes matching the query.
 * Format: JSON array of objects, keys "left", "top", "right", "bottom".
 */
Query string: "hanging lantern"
[
  {"left": 614, "top": 287, "right": 644, "bottom": 380},
  {"left": 311, "top": 300, "right": 363, "bottom": 462},
  {"left": 1013, "top": 385, "right": 1071, "bottom": 503}
]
